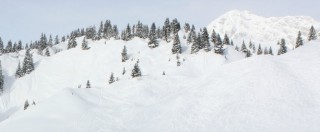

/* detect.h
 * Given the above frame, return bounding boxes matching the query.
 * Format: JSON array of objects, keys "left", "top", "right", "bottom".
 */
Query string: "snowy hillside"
[
  {"left": 207, "top": 10, "right": 320, "bottom": 49},
  {"left": 0, "top": 10, "right": 319, "bottom": 132}
]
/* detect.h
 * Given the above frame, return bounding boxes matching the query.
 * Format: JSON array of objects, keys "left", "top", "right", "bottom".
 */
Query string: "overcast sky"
[{"left": 0, "top": 0, "right": 319, "bottom": 43}]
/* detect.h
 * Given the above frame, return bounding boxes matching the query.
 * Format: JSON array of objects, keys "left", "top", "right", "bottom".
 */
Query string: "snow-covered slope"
[{"left": 207, "top": 10, "right": 320, "bottom": 49}]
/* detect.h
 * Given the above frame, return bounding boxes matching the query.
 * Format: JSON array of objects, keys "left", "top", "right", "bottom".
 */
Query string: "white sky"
[{"left": 0, "top": 0, "right": 319, "bottom": 43}]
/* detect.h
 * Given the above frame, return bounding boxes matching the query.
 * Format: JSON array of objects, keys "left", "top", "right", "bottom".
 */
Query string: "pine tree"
[
  {"left": 54, "top": 35, "right": 60, "bottom": 45},
  {"left": 131, "top": 62, "right": 141, "bottom": 78},
  {"left": 257, "top": 44, "right": 262, "bottom": 55},
  {"left": 240, "top": 41, "right": 247, "bottom": 53},
  {"left": 235, "top": 45, "right": 239, "bottom": 51},
  {"left": 45, "top": 48, "right": 50, "bottom": 56},
  {"left": 67, "top": 37, "right": 77, "bottom": 49},
  {"left": 249, "top": 41, "right": 253, "bottom": 49},
  {"left": 0, "top": 37, "right": 3, "bottom": 54},
  {"left": 278, "top": 38, "right": 287, "bottom": 55},
  {"left": 252, "top": 44, "right": 256, "bottom": 53},
  {"left": 264, "top": 47, "right": 269, "bottom": 55},
  {"left": 184, "top": 23, "right": 190, "bottom": 33},
  {"left": 230, "top": 40, "right": 234, "bottom": 46},
  {"left": 163, "top": 18, "right": 171, "bottom": 42},
  {"left": 269, "top": 47, "right": 273, "bottom": 55},
  {"left": 308, "top": 25, "right": 317, "bottom": 41},
  {"left": 171, "top": 34, "right": 181, "bottom": 54},
  {"left": 81, "top": 37, "right": 90, "bottom": 50},
  {"left": 17, "top": 40, "right": 23, "bottom": 51},
  {"left": 246, "top": 50, "right": 252, "bottom": 58},
  {"left": 214, "top": 34, "right": 223, "bottom": 55},
  {"left": 22, "top": 49, "right": 34, "bottom": 74},
  {"left": 211, "top": 29, "right": 217, "bottom": 44},
  {"left": 6, "top": 40, "right": 13, "bottom": 53},
  {"left": 109, "top": 73, "right": 115, "bottom": 84},
  {"left": 148, "top": 23, "right": 158, "bottom": 48},
  {"left": 48, "top": 35, "right": 53, "bottom": 47},
  {"left": 0, "top": 61, "right": 4, "bottom": 94},
  {"left": 186, "top": 30, "right": 194, "bottom": 44},
  {"left": 202, "top": 28, "right": 211, "bottom": 52},
  {"left": 24, "top": 100, "right": 29, "bottom": 110},
  {"left": 191, "top": 33, "right": 199, "bottom": 54},
  {"left": 223, "top": 34, "right": 230, "bottom": 45},
  {"left": 125, "top": 24, "right": 132, "bottom": 41},
  {"left": 86, "top": 80, "right": 91, "bottom": 88},
  {"left": 121, "top": 46, "right": 128, "bottom": 62},
  {"left": 15, "top": 62, "right": 23, "bottom": 78},
  {"left": 295, "top": 31, "right": 303, "bottom": 48}
]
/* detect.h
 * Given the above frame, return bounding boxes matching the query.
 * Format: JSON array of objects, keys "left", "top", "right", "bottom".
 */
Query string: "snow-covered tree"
[
  {"left": 22, "top": 49, "right": 34, "bottom": 74},
  {"left": 240, "top": 41, "right": 247, "bottom": 53},
  {"left": 308, "top": 25, "right": 317, "bottom": 41},
  {"left": 6, "top": 40, "right": 13, "bottom": 53},
  {"left": 15, "top": 62, "right": 23, "bottom": 78},
  {"left": 246, "top": 50, "right": 252, "bottom": 58},
  {"left": 148, "top": 23, "right": 158, "bottom": 48},
  {"left": 125, "top": 24, "right": 132, "bottom": 41},
  {"left": 109, "top": 73, "right": 115, "bottom": 84},
  {"left": 67, "top": 37, "right": 77, "bottom": 49},
  {"left": 121, "top": 46, "right": 128, "bottom": 62},
  {"left": 171, "top": 34, "right": 181, "bottom": 54},
  {"left": 131, "top": 62, "right": 142, "bottom": 78},
  {"left": 81, "top": 37, "right": 90, "bottom": 50},
  {"left": 249, "top": 40, "right": 253, "bottom": 49},
  {"left": 86, "top": 80, "right": 91, "bottom": 88},
  {"left": 269, "top": 47, "right": 273, "bottom": 55},
  {"left": 295, "top": 31, "right": 303, "bottom": 48},
  {"left": 24, "top": 100, "right": 29, "bottom": 110},
  {"left": 0, "top": 61, "right": 4, "bottom": 94},
  {"left": 54, "top": 35, "right": 60, "bottom": 45},
  {"left": 235, "top": 45, "right": 239, "bottom": 51},
  {"left": 202, "top": 28, "right": 211, "bottom": 52},
  {"left": 163, "top": 18, "right": 171, "bottom": 42},
  {"left": 45, "top": 48, "right": 50, "bottom": 56},
  {"left": 223, "top": 34, "right": 230, "bottom": 45},
  {"left": 122, "top": 67, "right": 126, "bottom": 75},
  {"left": 191, "top": 33, "right": 200, "bottom": 54},
  {"left": 252, "top": 44, "right": 256, "bottom": 53},
  {"left": 184, "top": 23, "right": 190, "bottom": 33},
  {"left": 0, "top": 37, "right": 3, "bottom": 54},
  {"left": 257, "top": 44, "right": 262, "bottom": 55},
  {"left": 278, "top": 38, "right": 287, "bottom": 55},
  {"left": 210, "top": 29, "right": 217, "bottom": 44},
  {"left": 264, "top": 47, "right": 269, "bottom": 55},
  {"left": 214, "top": 34, "right": 223, "bottom": 55}
]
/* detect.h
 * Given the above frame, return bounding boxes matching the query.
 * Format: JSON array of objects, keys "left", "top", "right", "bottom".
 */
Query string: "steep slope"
[
  {"left": 0, "top": 35, "right": 319, "bottom": 131},
  {"left": 207, "top": 10, "right": 320, "bottom": 49}
]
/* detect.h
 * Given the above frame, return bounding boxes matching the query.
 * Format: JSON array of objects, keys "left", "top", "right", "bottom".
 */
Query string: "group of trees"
[{"left": 15, "top": 49, "right": 35, "bottom": 78}]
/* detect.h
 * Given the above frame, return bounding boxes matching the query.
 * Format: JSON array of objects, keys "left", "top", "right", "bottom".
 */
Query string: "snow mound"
[{"left": 207, "top": 10, "right": 320, "bottom": 48}]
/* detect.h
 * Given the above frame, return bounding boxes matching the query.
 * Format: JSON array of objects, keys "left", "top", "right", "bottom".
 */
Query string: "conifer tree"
[
  {"left": 15, "top": 62, "right": 23, "bottom": 78},
  {"left": 122, "top": 67, "right": 126, "bottom": 75},
  {"left": 246, "top": 50, "right": 252, "bottom": 58},
  {"left": 163, "top": 18, "right": 171, "bottom": 42},
  {"left": 45, "top": 48, "right": 50, "bottom": 56},
  {"left": 0, "top": 37, "right": 3, "bottom": 54},
  {"left": 131, "top": 62, "right": 141, "bottom": 78},
  {"left": 235, "top": 45, "right": 239, "bottom": 51},
  {"left": 81, "top": 37, "right": 89, "bottom": 50},
  {"left": 171, "top": 34, "right": 181, "bottom": 54},
  {"left": 22, "top": 49, "right": 34, "bottom": 74},
  {"left": 240, "top": 41, "right": 247, "bottom": 53},
  {"left": 0, "top": 61, "right": 4, "bottom": 94},
  {"left": 109, "top": 73, "right": 115, "bottom": 84},
  {"left": 48, "top": 35, "right": 53, "bottom": 47},
  {"left": 24, "top": 100, "right": 29, "bottom": 110},
  {"left": 121, "top": 45, "right": 128, "bottom": 62},
  {"left": 252, "top": 44, "right": 256, "bottom": 53},
  {"left": 257, "top": 44, "right": 263, "bottom": 55},
  {"left": 264, "top": 47, "right": 269, "bottom": 55},
  {"left": 67, "top": 37, "right": 77, "bottom": 49},
  {"left": 295, "top": 31, "right": 303, "bottom": 48},
  {"left": 184, "top": 23, "right": 190, "bottom": 33},
  {"left": 278, "top": 38, "right": 287, "bottom": 55},
  {"left": 191, "top": 33, "right": 200, "bottom": 54},
  {"left": 308, "top": 25, "right": 317, "bottom": 41},
  {"left": 269, "top": 47, "right": 273, "bottom": 55},
  {"left": 202, "top": 28, "right": 211, "bottom": 52},
  {"left": 186, "top": 30, "right": 194, "bottom": 44},
  {"left": 230, "top": 40, "right": 234, "bottom": 46},
  {"left": 6, "top": 40, "right": 13, "bottom": 53},
  {"left": 148, "top": 23, "right": 158, "bottom": 48},
  {"left": 211, "top": 29, "right": 217, "bottom": 44},
  {"left": 86, "top": 80, "right": 91, "bottom": 88},
  {"left": 223, "top": 34, "right": 230, "bottom": 45},
  {"left": 125, "top": 24, "right": 132, "bottom": 41},
  {"left": 54, "top": 35, "right": 60, "bottom": 45},
  {"left": 214, "top": 34, "right": 223, "bottom": 55},
  {"left": 17, "top": 41, "right": 23, "bottom": 51}
]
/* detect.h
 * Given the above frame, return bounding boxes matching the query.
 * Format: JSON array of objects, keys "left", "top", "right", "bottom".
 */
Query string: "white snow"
[{"left": 0, "top": 10, "right": 320, "bottom": 132}]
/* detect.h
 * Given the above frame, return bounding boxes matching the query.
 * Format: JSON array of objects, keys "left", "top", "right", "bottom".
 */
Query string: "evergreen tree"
[
  {"left": 210, "top": 29, "right": 217, "bottom": 44},
  {"left": 308, "top": 25, "right": 317, "bottom": 41},
  {"left": 295, "top": 31, "right": 303, "bottom": 48},
  {"left": 202, "top": 28, "right": 211, "bottom": 52},
  {"left": 22, "top": 49, "right": 34, "bottom": 74},
  {"left": 6, "top": 40, "right": 13, "bottom": 53},
  {"left": 249, "top": 41, "right": 253, "bottom": 49},
  {"left": 122, "top": 67, "right": 126, "bottom": 75},
  {"left": 121, "top": 46, "right": 128, "bottom": 62},
  {"left": 62, "top": 36, "right": 66, "bottom": 42},
  {"left": 67, "top": 37, "right": 77, "bottom": 49},
  {"left": 81, "top": 37, "right": 90, "bottom": 50},
  {"left": 223, "top": 34, "right": 230, "bottom": 45},
  {"left": 171, "top": 18, "right": 181, "bottom": 34},
  {"left": 230, "top": 40, "right": 234, "bottom": 46},
  {"left": 0, "top": 61, "right": 3, "bottom": 94},
  {"left": 186, "top": 30, "right": 194, "bottom": 44},
  {"left": 246, "top": 50, "right": 252, "bottom": 58},
  {"left": 214, "top": 34, "right": 223, "bottom": 55},
  {"left": 235, "top": 45, "right": 239, "bottom": 51},
  {"left": 24, "top": 100, "right": 29, "bottom": 110},
  {"left": 257, "top": 44, "right": 263, "bottom": 55},
  {"left": 184, "top": 23, "right": 190, "bottom": 33},
  {"left": 109, "top": 73, "right": 115, "bottom": 84},
  {"left": 17, "top": 40, "right": 23, "bottom": 51},
  {"left": 0, "top": 37, "right": 3, "bottom": 54},
  {"left": 48, "top": 35, "right": 53, "bottom": 47},
  {"left": 269, "top": 47, "right": 273, "bottom": 55},
  {"left": 240, "top": 41, "right": 247, "bottom": 53},
  {"left": 45, "top": 48, "right": 50, "bottom": 56},
  {"left": 252, "top": 44, "right": 256, "bottom": 53},
  {"left": 54, "top": 35, "right": 60, "bottom": 45},
  {"left": 15, "top": 62, "right": 23, "bottom": 78},
  {"left": 112, "top": 25, "right": 119, "bottom": 39},
  {"left": 191, "top": 33, "right": 200, "bottom": 54},
  {"left": 264, "top": 47, "right": 269, "bottom": 55},
  {"left": 171, "top": 34, "right": 181, "bottom": 54},
  {"left": 278, "top": 38, "right": 287, "bottom": 55},
  {"left": 86, "top": 80, "right": 91, "bottom": 88},
  {"left": 148, "top": 23, "right": 158, "bottom": 48},
  {"left": 163, "top": 18, "right": 171, "bottom": 42},
  {"left": 131, "top": 62, "right": 141, "bottom": 78},
  {"left": 125, "top": 24, "right": 132, "bottom": 41}
]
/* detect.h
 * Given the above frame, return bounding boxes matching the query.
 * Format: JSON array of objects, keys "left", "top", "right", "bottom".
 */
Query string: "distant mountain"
[{"left": 207, "top": 10, "right": 320, "bottom": 49}]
